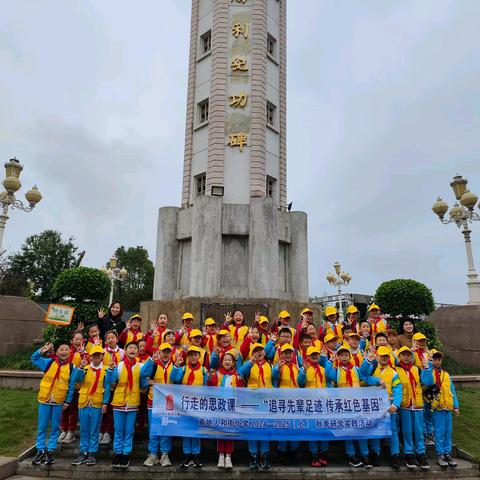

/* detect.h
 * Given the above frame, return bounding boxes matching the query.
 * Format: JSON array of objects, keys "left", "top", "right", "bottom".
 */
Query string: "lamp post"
[
  {"left": 0, "top": 158, "right": 43, "bottom": 252},
  {"left": 432, "top": 174, "right": 480, "bottom": 304},
  {"left": 326, "top": 261, "right": 352, "bottom": 322},
  {"left": 100, "top": 255, "right": 128, "bottom": 305}
]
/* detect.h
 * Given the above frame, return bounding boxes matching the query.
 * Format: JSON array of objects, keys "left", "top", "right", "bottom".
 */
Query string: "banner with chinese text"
[{"left": 152, "top": 384, "right": 392, "bottom": 441}]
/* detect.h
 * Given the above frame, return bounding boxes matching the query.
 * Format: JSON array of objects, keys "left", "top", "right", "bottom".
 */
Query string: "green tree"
[
  {"left": 0, "top": 252, "right": 28, "bottom": 296},
  {"left": 112, "top": 246, "right": 154, "bottom": 311},
  {"left": 374, "top": 279, "right": 435, "bottom": 317},
  {"left": 9, "top": 230, "right": 78, "bottom": 301}
]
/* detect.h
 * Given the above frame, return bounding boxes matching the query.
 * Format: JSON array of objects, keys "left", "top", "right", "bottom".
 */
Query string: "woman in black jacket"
[{"left": 97, "top": 301, "right": 126, "bottom": 340}]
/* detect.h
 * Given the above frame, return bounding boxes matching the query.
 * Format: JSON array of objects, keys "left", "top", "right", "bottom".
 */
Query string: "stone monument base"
[
  {"left": 140, "top": 297, "right": 322, "bottom": 331},
  {"left": 428, "top": 304, "right": 480, "bottom": 368}
]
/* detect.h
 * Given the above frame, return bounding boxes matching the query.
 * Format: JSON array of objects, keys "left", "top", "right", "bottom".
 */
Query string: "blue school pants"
[
  {"left": 278, "top": 441, "right": 299, "bottom": 452},
  {"left": 248, "top": 441, "right": 270, "bottom": 455},
  {"left": 308, "top": 440, "right": 329, "bottom": 454},
  {"left": 400, "top": 408, "right": 425, "bottom": 454},
  {"left": 371, "top": 412, "right": 399, "bottom": 455},
  {"left": 147, "top": 409, "right": 171, "bottom": 454},
  {"left": 345, "top": 439, "right": 369, "bottom": 457},
  {"left": 432, "top": 410, "right": 453, "bottom": 455},
  {"left": 183, "top": 437, "right": 201, "bottom": 455},
  {"left": 78, "top": 406, "right": 102, "bottom": 453},
  {"left": 36, "top": 403, "right": 63, "bottom": 451},
  {"left": 113, "top": 409, "right": 137, "bottom": 455}
]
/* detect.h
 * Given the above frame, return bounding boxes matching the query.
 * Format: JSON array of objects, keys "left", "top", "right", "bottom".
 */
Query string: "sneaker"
[
  {"left": 370, "top": 451, "right": 380, "bottom": 467},
  {"left": 111, "top": 454, "right": 122, "bottom": 468},
  {"left": 424, "top": 434, "right": 435, "bottom": 446},
  {"left": 217, "top": 453, "right": 225, "bottom": 468},
  {"left": 405, "top": 454, "right": 418, "bottom": 469},
  {"left": 225, "top": 454, "right": 233, "bottom": 469},
  {"left": 58, "top": 431, "right": 67, "bottom": 443},
  {"left": 100, "top": 432, "right": 111, "bottom": 445},
  {"left": 32, "top": 450, "right": 45, "bottom": 465},
  {"left": 63, "top": 431, "right": 76, "bottom": 444},
  {"left": 249, "top": 453, "right": 259, "bottom": 470},
  {"left": 119, "top": 455, "right": 130, "bottom": 469},
  {"left": 260, "top": 453, "right": 271, "bottom": 470},
  {"left": 71, "top": 452, "right": 88, "bottom": 466},
  {"left": 390, "top": 454, "right": 400, "bottom": 470},
  {"left": 311, "top": 453, "right": 322, "bottom": 467},
  {"left": 319, "top": 453, "right": 328, "bottom": 466},
  {"left": 362, "top": 456, "right": 372, "bottom": 468},
  {"left": 180, "top": 455, "right": 192, "bottom": 468},
  {"left": 143, "top": 454, "right": 159, "bottom": 467},
  {"left": 86, "top": 454, "right": 96, "bottom": 466},
  {"left": 193, "top": 455, "right": 202, "bottom": 468},
  {"left": 444, "top": 454, "right": 457, "bottom": 467},
  {"left": 160, "top": 453, "right": 172, "bottom": 467},
  {"left": 98, "top": 432, "right": 104, "bottom": 443},
  {"left": 417, "top": 453, "right": 430, "bottom": 470},
  {"left": 347, "top": 456, "right": 363, "bottom": 468},
  {"left": 44, "top": 451, "right": 55, "bottom": 465},
  {"left": 437, "top": 455, "right": 448, "bottom": 468}
]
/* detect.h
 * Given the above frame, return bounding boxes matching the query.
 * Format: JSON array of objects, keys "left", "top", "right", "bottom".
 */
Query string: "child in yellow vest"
[
  {"left": 374, "top": 332, "right": 397, "bottom": 367},
  {"left": 240, "top": 326, "right": 263, "bottom": 361},
  {"left": 210, "top": 330, "right": 243, "bottom": 370},
  {"left": 70, "top": 345, "right": 110, "bottom": 467},
  {"left": 346, "top": 333, "right": 364, "bottom": 368},
  {"left": 188, "top": 329, "right": 210, "bottom": 368},
  {"left": 31, "top": 342, "right": 78, "bottom": 466},
  {"left": 119, "top": 314, "right": 143, "bottom": 347},
  {"left": 106, "top": 341, "right": 146, "bottom": 469},
  {"left": 140, "top": 343, "right": 174, "bottom": 467},
  {"left": 322, "top": 306, "right": 344, "bottom": 342},
  {"left": 395, "top": 346, "right": 432, "bottom": 470},
  {"left": 175, "top": 312, "right": 194, "bottom": 348},
  {"left": 171, "top": 345, "right": 207, "bottom": 468},
  {"left": 324, "top": 346, "right": 373, "bottom": 468},
  {"left": 85, "top": 323, "right": 102, "bottom": 355},
  {"left": 272, "top": 344, "right": 300, "bottom": 465},
  {"left": 298, "top": 346, "right": 329, "bottom": 467},
  {"left": 238, "top": 343, "right": 272, "bottom": 470},
  {"left": 202, "top": 317, "right": 218, "bottom": 354},
  {"left": 422, "top": 350, "right": 459, "bottom": 468},
  {"left": 223, "top": 310, "right": 249, "bottom": 349},
  {"left": 266, "top": 327, "right": 302, "bottom": 366},
  {"left": 367, "top": 304, "right": 387, "bottom": 339},
  {"left": 361, "top": 346, "right": 403, "bottom": 469}
]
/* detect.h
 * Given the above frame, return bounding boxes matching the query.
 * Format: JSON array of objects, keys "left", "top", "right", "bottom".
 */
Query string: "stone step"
[{"left": 16, "top": 457, "right": 479, "bottom": 480}]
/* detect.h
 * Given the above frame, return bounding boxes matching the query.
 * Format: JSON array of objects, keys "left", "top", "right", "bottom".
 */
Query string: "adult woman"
[
  {"left": 97, "top": 301, "right": 126, "bottom": 340},
  {"left": 396, "top": 317, "right": 415, "bottom": 349}
]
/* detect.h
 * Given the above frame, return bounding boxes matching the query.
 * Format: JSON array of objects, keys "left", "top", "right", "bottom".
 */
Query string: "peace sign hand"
[{"left": 98, "top": 308, "right": 106, "bottom": 319}]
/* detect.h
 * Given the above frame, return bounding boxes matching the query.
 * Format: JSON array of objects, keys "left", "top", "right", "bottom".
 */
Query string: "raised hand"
[
  {"left": 150, "top": 318, "right": 156, "bottom": 330},
  {"left": 421, "top": 356, "right": 430, "bottom": 370},
  {"left": 152, "top": 350, "right": 161, "bottom": 362},
  {"left": 97, "top": 308, "right": 106, "bottom": 319},
  {"left": 125, "top": 318, "right": 131, "bottom": 330},
  {"left": 254, "top": 311, "right": 261, "bottom": 323},
  {"left": 40, "top": 342, "right": 53, "bottom": 354},
  {"left": 175, "top": 351, "right": 184, "bottom": 366},
  {"left": 77, "top": 321, "right": 85, "bottom": 331},
  {"left": 301, "top": 318, "right": 308, "bottom": 330},
  {"left": 213, "top": 346, "right": 221, "bottom": 355},
  {"left": 224, "top": 312, "right": 233, "bottom": 324},
  {"left": 278, "top": 359, "right": 285, "bottom": 368},
  {"left": 269, "top": 332, "right": 278, "bottom": 343}
]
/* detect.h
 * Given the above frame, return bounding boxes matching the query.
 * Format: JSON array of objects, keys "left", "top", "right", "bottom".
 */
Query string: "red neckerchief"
[
  {"left": 124, "top": 356, "right": 136, "bottom": 391},
  {"left": 352, "top": 353, "right": 361, "bottom": 367},
  {"left": 68, "top": 347, "right": 76, "bottom": 363},
  {"left": 308, "top": 359, "right": 324, "bottom": 386},
  {"left": 137, "top": 352, "right": 150, "bottom": 362},
  {"left": 129, "top": 328, "right": 141, "bottom": 343},
  {"left": 233, "top": 324, "right": 244, "bottom": 343},
  {"left": 434, "top": 367, "right": 443, "bottom": 387},
  {"left": 206, "top": 333, "right": 215, "bottom": 352},
  {"left": 218, "top": 366, "right": 242, "bottom": 386},
  {"left": 256, "top": 360, "right": 266, "bottom": 386},
  {"left": 186, "top": 362, "right": 201, "bottom": 385},
  {"left": 106, "top": 346, "right": 119, "bottom": 364},
  {"left": 47, "top": 358, "right": 68, "bottom": 398},
  {"left": 282, "top": 362, "right": 297, "bottom": 386},
  {"left": 88, "top": 366, "right": 102, "bottom": 396},
  {"left": 416, "top": 348, "right": 426, "bottom": 360},
  {"left": 158, "top": 359, "right": 171, "bottom": 384},
  {"left": 341, "top": 363, "right": 354, "bottom": 387},
  {"left": 399, "top": 361, "right": 418, "bottom": 402},
  {"left": 220, "top": 345, "right": 234, "bottom": 361}
]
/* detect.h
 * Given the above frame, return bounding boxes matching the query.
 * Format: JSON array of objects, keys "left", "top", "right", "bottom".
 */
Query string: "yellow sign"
[
  {"left": 232, "top": 23, "right": 249, "bottom": 39},
  {"left": 45, "top": 304, "right": 75, "bottom": 326},
  {"left": 229, "top": 93, "right": 248, "bottom": 108},
  {"left": 228, "top": 133, "right": 248, "bottom": 152},
  {"left": 231, "top": 57, "right": 248, "bottom": 72}
]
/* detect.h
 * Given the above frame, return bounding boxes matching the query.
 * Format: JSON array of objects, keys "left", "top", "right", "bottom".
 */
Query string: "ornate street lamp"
[
  {"left": 326, "top": 261, "right": 352, "bottom": 321},
  {"left": 0, "top": 158, "right": 43, "bottom": 252},
  {"left": 101, "top": 255, "right": 128, "bottom": 305},
  {"left": 432, "top": 174, "right": 480, "bottom": 304}
]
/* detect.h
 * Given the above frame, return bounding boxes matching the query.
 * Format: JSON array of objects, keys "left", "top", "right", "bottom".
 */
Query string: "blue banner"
[{"left": 151, "top": 385, "right": 392, "bottom": 441}]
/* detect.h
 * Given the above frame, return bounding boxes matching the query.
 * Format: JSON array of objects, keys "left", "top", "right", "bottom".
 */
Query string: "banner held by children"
[{"left": 152, "top": 384, "right": 392, "bottom": 441}]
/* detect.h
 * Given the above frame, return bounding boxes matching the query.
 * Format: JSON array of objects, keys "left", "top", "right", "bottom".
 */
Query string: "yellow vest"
[
  {"left": 396, "top": 365, "right": 423, "bottom": 409},
  {"left": 372, "top": 365, "right": 399, "bottom": 398},
  {"left": 38, "top": 360, "right": 72, "bottom": 404},
  {"left": 229, "top": 324, "right": 249, "bottom": 349},
  {"left": 278, "top": 364, "right": 299, "bottom": 388},
  {"left": 181, "top": 365, "right": 205, "bottom": 386},
  {"left": 78, "top": 365, "right": 107, "bottom": 408},
  {"left": 336, "top": 366, "right": 360, "bottom": 388},
  {"left": 203, "top": 333, "right": 217, "bottom": 354},
  {"left": 325, "top": 322, "right": 343, "bottom": 341},
  {"left": 104, "top": 347, "right": 123, "bottom": 366},
  {"left": 304, "top": 364, "right": 327, "bottom": 388},
  {"left": 125, "top": 330, "right": 143, "bottom": 345},
  {"left": 111, "top": 362, "right": 142, "bottom": 408},
  {"left": 432, "top": 370, "right": 455, "bottom": 411},
  {"left": 247, "top": 362, "right": 273, "bottom": 388},
  {"left": 148, "top": 361, "right": 174, "bottom": 403}
]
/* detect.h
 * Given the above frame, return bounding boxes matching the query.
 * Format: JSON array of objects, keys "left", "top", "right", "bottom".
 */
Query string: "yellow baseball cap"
[
  {"left": 217, "top": 329, "right": 230, "bottom": 337},
  {"left": 431, "top": 349, "right": 444, "bottom": 357},
  {"left": 159, "top": 342, "right": 172, "bottom": 351},
  {"left": 251, "top": 343, "right": 264, "bottom": 352},
  {"left": 368, "top": 303, "right": 380, "bottom": 312},
  {"left": 204, "top": 318, "right": 216, "bottom": 326},
  {"left": 90, "top": 345, "right": 104, "bottom": 355},
  {"left": 348, "top": 332, "right": 361, "bottom": 339},
  {"left": 187, "top": 345, "right": 202, "bottom": 354},
  {"left": 413, "top": 332, "right": 427, "bottom": 341},
  {"left": 279, "top": 310, "right": 291, "bottom": 319},
  {"left": 325, "top": 306, "right": 337, "bottom": 317},
  {"left": 346, "top": 305, "right": 359, "bottom": 314},
  {"left": 376, "top": 346, "right": 391, "bottom": 356},
  {"left": 398, "top": 346, "right": 413, "bottom": 355},
  {"left": 324, "top": 333, "right": 338, "bottom": 344},
  {"left": 280, "top": 343, "right": 294, "bottom": 352},
  {"left": 306, "top": 346, "right": 321, "bottom": 356},
  {"left": 130, "top": 314, "right": 142, "bottom": 321},
  {"left": 189, "top": 329, "right": 202, "bottom": 338},
  {"left": 301, "top": 307, "right": 313, "bottom": 315},
  {"left": 337, "top": 346, "right": 351, "bottom": 355},
  {"left": 182, "top": 312, "right": 194, "bottom": 320},
  {"left": 259, "top": 315, "right": 269, "bottom": 324}
]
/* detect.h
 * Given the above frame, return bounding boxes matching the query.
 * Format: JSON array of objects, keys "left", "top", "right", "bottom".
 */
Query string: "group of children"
[{"left": 31, "top": 302, "right": 460, "bottom": 471}]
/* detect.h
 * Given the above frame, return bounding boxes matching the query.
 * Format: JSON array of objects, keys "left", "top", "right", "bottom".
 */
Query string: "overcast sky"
[{"left": 2, "top": 0, "right": 480, "bottom": 305}]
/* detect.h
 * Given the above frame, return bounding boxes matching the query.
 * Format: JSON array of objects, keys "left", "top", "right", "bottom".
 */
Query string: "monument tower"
[{"left": 151, "top": 0, "right": 309, "bottom": 314}]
